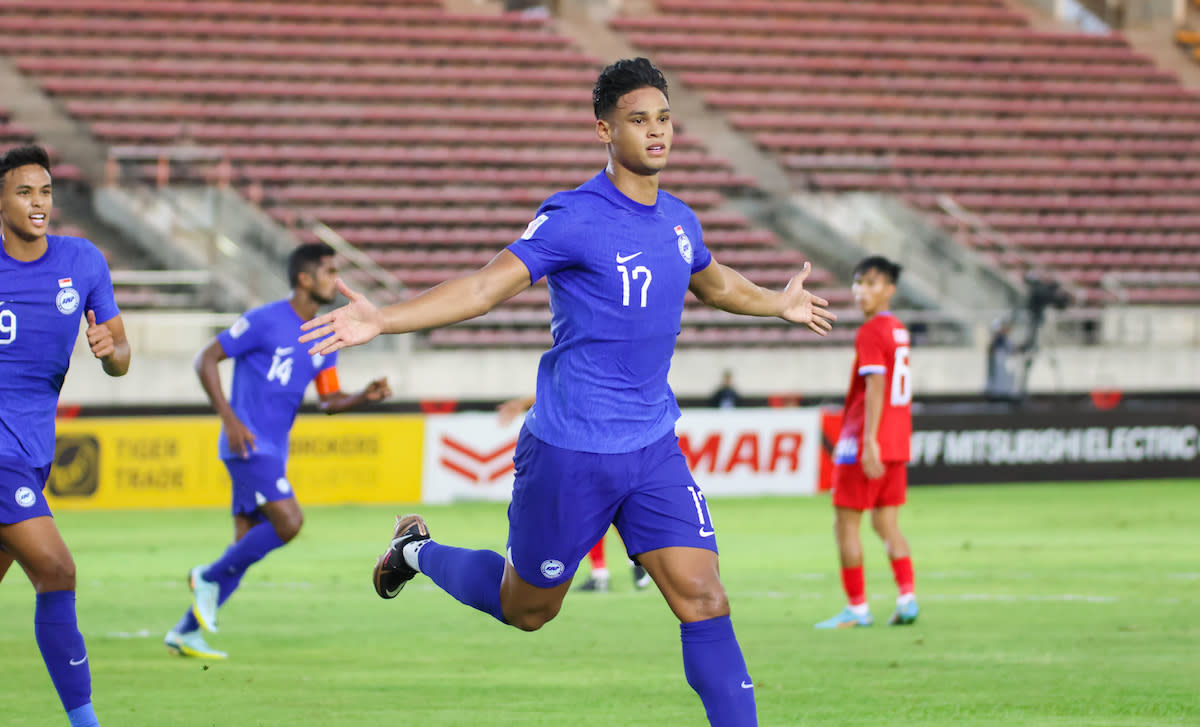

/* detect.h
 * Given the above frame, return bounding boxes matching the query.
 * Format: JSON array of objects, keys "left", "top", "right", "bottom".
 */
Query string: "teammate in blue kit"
[
  {"left": 164, "top": 242, "right": 391, "bottom": 659},
  {"left": 300, "top": 59, "right": 834, "bottom": 726},
  {"left": 0, "top": 145, "right": 130, "bottom": 727}
]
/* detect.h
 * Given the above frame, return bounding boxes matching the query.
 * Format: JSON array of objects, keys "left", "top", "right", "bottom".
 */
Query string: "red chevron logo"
[{"left": 439, "top": 435, "right": 518, "bottom": 485}]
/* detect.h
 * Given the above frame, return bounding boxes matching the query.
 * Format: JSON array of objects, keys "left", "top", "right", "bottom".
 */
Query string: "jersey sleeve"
[
  {"left": 505, "top": 200, "right": 584, "bottom": 283},
  {"left": 688, "top": 217, "right": 712, "bottom": 275},
  {"left": 84, "top": 245, "right": 121, "bottom": 324},
  {"left": 216, "top": 308, "right": 263, "bottom": 358},
  {"left": 855, "top": 323, "right": 889, "bottom": 376}
]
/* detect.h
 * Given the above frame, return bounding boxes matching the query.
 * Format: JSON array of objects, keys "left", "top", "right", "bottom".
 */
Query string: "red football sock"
[
  {"left": 588, "top": 540, "right": 606, "bottom": 570},
  {"left": 840, "top": 566, "right": 866, "bottom": 606},
  {"left": 890, "top": 556, "right": 914, "bottom": 596}
]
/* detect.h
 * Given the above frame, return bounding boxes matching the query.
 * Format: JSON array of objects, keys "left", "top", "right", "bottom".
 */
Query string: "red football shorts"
[{"left": 832, "top": 461, "right": 908, "bottom": 510}]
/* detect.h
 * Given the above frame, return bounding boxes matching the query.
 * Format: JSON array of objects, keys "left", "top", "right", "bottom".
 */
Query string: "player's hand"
[
  {"left": 862, "top": 439, "right": 885, "bottom": 480},
  {"left": 363, "top": 377, "right": 391, "bottom": 402},
  {"left": 779, "top": 263, "right": 836, "bottom": 335},
  {"left": 496, "top": 397, "right": 532, "bottom": 427},
  {"left": 85, "top": 310, "right": 115, "bottom": 359},
  {"left": 299, "top": 279, "right": 384, "bottom": 355},
  {"left": 222, "top": 413, "right": 257, "bottom": 459}
]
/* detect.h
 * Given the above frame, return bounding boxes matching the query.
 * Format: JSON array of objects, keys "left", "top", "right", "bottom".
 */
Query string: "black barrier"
[{"left": 909, "top": 408, "right": 1200, "bottom": 485}]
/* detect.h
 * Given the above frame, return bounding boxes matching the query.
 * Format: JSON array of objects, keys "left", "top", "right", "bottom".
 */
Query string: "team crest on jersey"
[
  {"left": 540, "top": 559, "right": 565, "bottom": 579},
  {"left": 56, "top": 287, "right": 80, "bottom": 315},
  {"left": 14, "top": 486, "right": 36, "bottom": 508},
  {"left": 674, "top": 225, "right": 693, "bottom": 265}
]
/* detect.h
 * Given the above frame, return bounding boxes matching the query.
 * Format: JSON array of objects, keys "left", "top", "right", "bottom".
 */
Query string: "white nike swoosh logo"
[
  {"left": 69, "top": 654, "right": 88, "bottom": 666},
  {"left": 615, "top": 252, "right": 643, "bottom": 264},
  {"left": 741, "top": 681, "right": 754, "bottom": 689},
  {"left": 699, "top": 528, "right": 715, "bottom": 538},
  {"left": 274, "top": 346, "right": 294, "bottom": 355}
]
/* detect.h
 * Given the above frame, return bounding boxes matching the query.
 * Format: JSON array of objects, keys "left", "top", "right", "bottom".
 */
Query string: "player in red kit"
[{"left": 816, "top": 256, "right": 917, "bottom": 628}]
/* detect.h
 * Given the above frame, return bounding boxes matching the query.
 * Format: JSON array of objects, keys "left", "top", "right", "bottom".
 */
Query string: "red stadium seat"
[{"left": 605, "top": 0, "right": 1200, "bottom": 306}]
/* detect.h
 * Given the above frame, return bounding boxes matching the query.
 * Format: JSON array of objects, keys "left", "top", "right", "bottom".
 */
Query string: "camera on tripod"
[{"left": 1025, "top": 271, "right": 1070, "bottom": 323}]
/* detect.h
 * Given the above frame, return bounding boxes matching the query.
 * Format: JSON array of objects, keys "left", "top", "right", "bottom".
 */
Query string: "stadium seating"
[
  {"left": 0, "top": 105, "right": 175, "bottom": 308},
  {"left": 611, "top": 0, "right": 1200, "bottom": 307},
  {"left": 0, "top": 0, "right": 841, "bottom": 347}
]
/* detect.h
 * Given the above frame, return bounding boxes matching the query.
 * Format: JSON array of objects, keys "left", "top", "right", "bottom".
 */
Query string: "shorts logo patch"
[
  {"left": 276, "top": 477, "right": 291, "bottom": 494},
  {"left": 254, "top": 491, "right": 267, "bottom": 507},
  {"left": 674, "top": 225, "right": 693, "bottom": 265},
  {"left": 56, "top": 287, "right": 80, "bottom": 315},
  {"left": 14, "top": 486, "right": 36, "bottom": 508},
  {"left": 539, "top": 559, "right": 565, "bottom": 580}
]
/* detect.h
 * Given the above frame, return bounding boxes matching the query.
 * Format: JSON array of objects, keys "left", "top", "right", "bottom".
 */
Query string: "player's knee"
[
  {"left": 676, "top": 581, "right": 730, "bottom": 622},
  {"left": 507, "top": 602, "right": 562, "bottom": 632},
  {"left": 32, "top": 556, "right": 76, "bottom": 593},
  {"left": 273, "top": 513, "right": 303, "bottom": 543},
  {"left": 274, "top": 515, "right": 302, "bottom": 544},
  {"left": 870, "top": 519, "right": 888, "bottom": 539}
]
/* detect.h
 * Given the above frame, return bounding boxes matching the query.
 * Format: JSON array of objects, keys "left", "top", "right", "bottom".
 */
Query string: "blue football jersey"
[
  {"left": 506, "top": 171, "right": 712, "bottom": 453},
  {"left": 0, "top": 235, "right": 120, "bottom": 466},
  {"left": 216, "top": 299, "right": 337, "bottom": 461}
]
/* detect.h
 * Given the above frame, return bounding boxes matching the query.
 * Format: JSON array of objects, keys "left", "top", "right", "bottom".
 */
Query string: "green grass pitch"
[{"left": 2, "top": 480, "right": 1198, "bottom": 726}]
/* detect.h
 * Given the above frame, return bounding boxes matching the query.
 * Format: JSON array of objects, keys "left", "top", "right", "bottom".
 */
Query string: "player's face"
[
  {"left": 597, "top": 86, "right": 672, "bottom": 176},
  {"left": 308, "top": 255, "right": 339, "bottom": 305},
  {"left": 852, "top": 268, "right": 894, "bottom": 315},
  {"left": 0, "top": 164, "right": 52, "bottom": 243}
]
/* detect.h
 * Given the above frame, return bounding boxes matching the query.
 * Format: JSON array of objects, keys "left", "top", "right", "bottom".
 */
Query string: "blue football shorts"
[
  {"left": 506, "top": 427, "right": 719, "bottom": 588},
  {"left": 0, "top": 456, "right": 53, "bottom": 525},
  {"left": 223, "top": 455, "right": 294, "bottom": 519}
]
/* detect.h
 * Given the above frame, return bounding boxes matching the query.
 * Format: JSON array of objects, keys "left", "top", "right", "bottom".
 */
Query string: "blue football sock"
[
  {"left": 67, "top": 703, "right": 100, "bottom": 727},
  {"left": 34, "top": 591, "right": 96, "bottom": 720},
  {"left": 680, "top": 615, "right": 757, "bottom": 727},
  {"left": 173, "top": 568, "right": 246, "bottom": 634},
  {"left": 417, "top": 541, "right": 506, "bottom": 624},
  {"left": 202, "top": 521, "right": 285, "bottom": 581}
]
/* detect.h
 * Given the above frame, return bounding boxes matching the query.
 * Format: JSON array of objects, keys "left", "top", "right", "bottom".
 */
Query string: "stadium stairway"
[
  {"left": 0, "top": 0, "right": 880, "bottom": 349},
  {"left": 0, "top": 98, "right": 203, "bottom": 310}
]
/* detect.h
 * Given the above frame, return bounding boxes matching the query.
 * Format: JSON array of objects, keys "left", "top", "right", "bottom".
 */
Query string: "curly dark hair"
[
  {"left": 593, "top": 57, "right": 669, "bottom": 119},
  {"left": 0, "top": 144, "right": 51, "bottom": 187}
]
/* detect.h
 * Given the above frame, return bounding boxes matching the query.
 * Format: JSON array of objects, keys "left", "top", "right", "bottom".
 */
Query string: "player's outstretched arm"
[
  {"left": 317, "top": 376, "right": 392, "bottom": 414},
  {"left": 87, "top": 310, "right": 131, "bottom": 376},
  {"left": 301, "top": 250, "right": 532, "bottom": 355},
  {"left": 689, "top": 260, "right": 836, "bottom": 335}
]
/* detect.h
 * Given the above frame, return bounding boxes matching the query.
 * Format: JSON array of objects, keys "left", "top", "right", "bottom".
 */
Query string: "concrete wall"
[{"left": 61, "top": 312, "right": 1200, "bottom": 405}]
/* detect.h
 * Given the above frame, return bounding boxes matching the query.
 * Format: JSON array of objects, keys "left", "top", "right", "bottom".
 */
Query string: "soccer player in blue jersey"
[
  {"left": 300, "top": 58, "right": 834, "bottom": 726},
  {"left": 0, "top": 144, "right": 130, "bottom": 727},
  {"left": 164, "top": 242, "right": 391, "bottom": 659}
]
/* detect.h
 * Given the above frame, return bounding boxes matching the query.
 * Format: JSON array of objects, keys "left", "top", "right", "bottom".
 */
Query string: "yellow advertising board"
[{"left": 45, "top": 415, "right": 424, "bottom": 510}]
